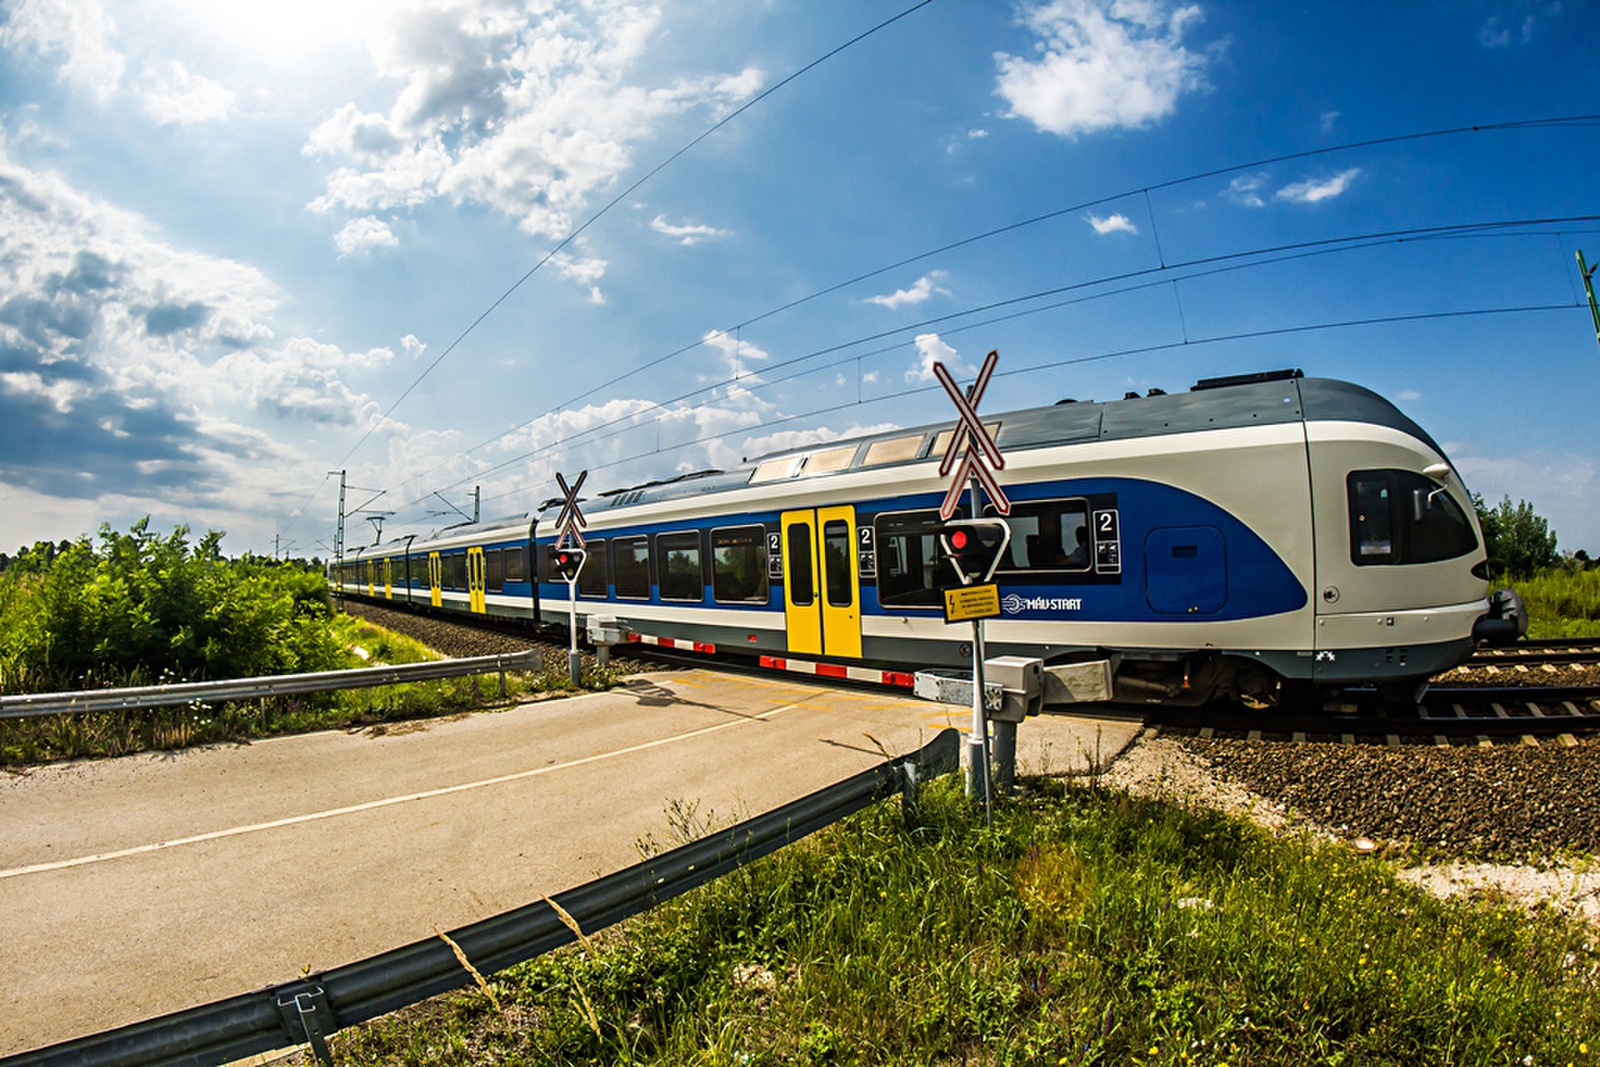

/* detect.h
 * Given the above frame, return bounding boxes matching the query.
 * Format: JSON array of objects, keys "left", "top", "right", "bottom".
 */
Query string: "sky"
[{"left": 0, "top": 0, "right": 1596, "bottom": 560}]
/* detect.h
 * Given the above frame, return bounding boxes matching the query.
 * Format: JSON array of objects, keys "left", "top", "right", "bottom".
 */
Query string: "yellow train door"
[
  {"left": 779, "top": 506, "right": 862, "bottom": 659},
  {"left": 467, "top": 547, "right": 486, "bottom": 613},
  {"left": 383, "top": 557, "right": 393, "bottom": 600},
  {"left": 428, "top": 552, "right": 442, "bottom": 608}
]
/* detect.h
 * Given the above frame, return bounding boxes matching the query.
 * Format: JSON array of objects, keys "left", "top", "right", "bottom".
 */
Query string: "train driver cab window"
[
  {"left": 612, "top": 536, "right": 652, "bottom": 599},
  {"left": 712, "top": 526, "right": 768, "bottom": 603},
  {"left": 1348, "top": 470, "right": 1477, "bottom": 566},
  {"left": 576, "top": 539, "right": 608, "bottom": 598},
  {"left": 657, "top": 532, "right": 704, "bottom": 601},
  {"left": 985, "top": 499, "right": 1092, "bottom": 574},
  {"left": 873, "top": 509, "right": 963, "bottom": 607}
]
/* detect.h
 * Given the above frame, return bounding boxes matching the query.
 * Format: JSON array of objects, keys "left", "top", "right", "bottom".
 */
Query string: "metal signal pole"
[
  {"left": 330, "top": 470, "right": 347, "bottom": 567},
  {"left": 1578, "top": 251, "right": 1600, "bottom": 354}
]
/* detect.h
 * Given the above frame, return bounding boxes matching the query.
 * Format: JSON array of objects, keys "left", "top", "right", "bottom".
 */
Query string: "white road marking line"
[{"left": 1, "top": 700, "right": 812, "bottom": 881}]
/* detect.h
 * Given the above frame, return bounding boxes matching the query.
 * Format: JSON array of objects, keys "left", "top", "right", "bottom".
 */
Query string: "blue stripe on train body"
[
  {"left": 537, "top": 476, "right": 1306, "bottom": 623},
  {"left": 856, "top": 477, "right": 1307, "bottom": 623}
]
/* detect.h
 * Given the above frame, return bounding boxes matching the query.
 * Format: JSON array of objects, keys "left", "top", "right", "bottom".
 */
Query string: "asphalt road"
[{"left": 0, "top": 670, "right": 1137, "bottom": 1055}]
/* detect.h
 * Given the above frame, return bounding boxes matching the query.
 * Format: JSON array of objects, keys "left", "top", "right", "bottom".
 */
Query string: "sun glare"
[{"left": 158, "top": 0, "right": 387, "bottom": 58}]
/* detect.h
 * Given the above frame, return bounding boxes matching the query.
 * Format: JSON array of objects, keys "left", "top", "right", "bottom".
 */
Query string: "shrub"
[{"left": 0, "top": 519, "right": 346, "bottom": 694}]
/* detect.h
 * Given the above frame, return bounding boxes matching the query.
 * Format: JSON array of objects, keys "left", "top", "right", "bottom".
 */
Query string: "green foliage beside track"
[
  {"left": 0, "top": 518, "right": 343, "bottom": 693},
  {"left": 335, "top": 779, "right": 1600, "bottom": 1066}
]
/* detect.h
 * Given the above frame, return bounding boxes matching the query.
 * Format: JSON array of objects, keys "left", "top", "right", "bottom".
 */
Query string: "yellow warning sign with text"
[{"left": 943, "top": 582, "right": 1001, "bottom": 624}]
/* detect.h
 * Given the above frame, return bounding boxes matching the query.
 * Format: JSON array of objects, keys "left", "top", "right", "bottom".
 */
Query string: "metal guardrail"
[
  {"left": 1, "top": 728, "right": 961, "bottom": 1066},
  {"left": 0, "top": 650, "right": 545, "bottom": 720}
]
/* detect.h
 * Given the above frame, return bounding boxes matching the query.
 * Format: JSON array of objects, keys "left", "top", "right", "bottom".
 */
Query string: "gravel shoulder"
[{"left": 1104, "top": 728, "right": 1600, "bottom": 929}]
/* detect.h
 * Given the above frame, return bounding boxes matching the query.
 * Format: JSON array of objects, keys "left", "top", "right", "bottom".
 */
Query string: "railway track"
[
  {"left": 1467, "top": 637, "right": 1600, "bottom": 667},
  {"left": 1152, "top": 684, "right": 1600, "bottom": 743}
]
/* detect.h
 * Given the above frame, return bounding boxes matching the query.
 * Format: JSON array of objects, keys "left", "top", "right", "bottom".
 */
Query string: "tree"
[{"left": 1472, "top": 494, "right": 1559, "bottom": 578}]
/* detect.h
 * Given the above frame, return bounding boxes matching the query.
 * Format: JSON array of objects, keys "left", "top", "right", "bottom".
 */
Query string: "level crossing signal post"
[
  {"left": 931, "top": 349, "right": 1016, "bottom": 820},
  {"left": 552, "top": 471, "right": 590, "bottom": 687},
  {"left": 551, "top": 547, "right": 587, "bottom": 685}
]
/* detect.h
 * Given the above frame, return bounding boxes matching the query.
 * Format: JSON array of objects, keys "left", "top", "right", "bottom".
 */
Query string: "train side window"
[
  {"left": 1348, "top": 470, "right": 1476, "bottom": 566},
  {"left": 823, "top": 520, "right": 852, "bottom": 606},
  {"left": 873, "top": 509, "right": 962, "bottom": 607},
  {"left": 576, "top": 539, "right": 608, "bottom": 598},
  {"left": 657, "top": 532, "right": 704, "bottom": 601},
  {"left": 443, "top": 553, "right": 466, "bottom": 590},
  {"left": 712, "top": 526, "right": 769, "bottom": 603},
  {"left": 504, "top": 544, "right": 528, "bottom": 583},
  {"left": 612, "top": 536, "right": 652, "bottom": 599},
  {"left": 984, "top": 499, "right": 1092, "bottom": 574},
  {"left": 485, "top": 549, "right": 504, "bottom": 593},
  {"left": 787, "top": 523, "right": 815, "bottom": 607}
]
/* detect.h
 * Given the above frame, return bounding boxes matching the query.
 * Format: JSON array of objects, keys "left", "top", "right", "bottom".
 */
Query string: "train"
[{"left": 331, "top": 369, "right": 1522, "bottom": 709}]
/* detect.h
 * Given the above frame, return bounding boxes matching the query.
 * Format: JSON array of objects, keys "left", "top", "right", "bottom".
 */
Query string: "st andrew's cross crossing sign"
[
  {"left": 934, "top": 349, "right": 1010, "bottom": 521},
  {"left": 554, "top": 470, "right": 588, "bottom": 548}
]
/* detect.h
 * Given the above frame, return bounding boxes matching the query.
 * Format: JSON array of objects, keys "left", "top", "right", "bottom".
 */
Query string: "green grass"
[
  {"left": 1514, "top": 569, "right": 1600, "bottom": 639},
  {"left": 0, "top": 613, "right": 616, "bottom": 767},
  {"left": 333, "top": 779, "right": 1600, "bottom": 1066}
]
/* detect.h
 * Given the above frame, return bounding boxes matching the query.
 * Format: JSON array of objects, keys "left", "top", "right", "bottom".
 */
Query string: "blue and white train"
[{"left": 332, "top": 370, "right": 1516, "bottom": 708}]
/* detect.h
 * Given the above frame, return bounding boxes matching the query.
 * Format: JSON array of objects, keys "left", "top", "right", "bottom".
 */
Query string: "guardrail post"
[
  {"left": 275, "top": 985, "right": 334, "bottom": 1065},
  {"left": 898, "top": 759, "right": 920, "bottom": 828},
  {"left": 992, "top": 720, "right": 1016, "bottom": 795}
]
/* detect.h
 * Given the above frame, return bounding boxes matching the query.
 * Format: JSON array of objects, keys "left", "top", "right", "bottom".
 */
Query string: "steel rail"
[
  {"left": 1152, "top": 685, "right": 1600, "bottom": 738},
  {"left": 0, "top": 728, "right": 961, "bottom": 1067},
  {"left": 0, "top": 650, "right": 544, "bottom": 720},
  {"left": 1464, "top": 650, "right": 1600, "bottom": 666}
]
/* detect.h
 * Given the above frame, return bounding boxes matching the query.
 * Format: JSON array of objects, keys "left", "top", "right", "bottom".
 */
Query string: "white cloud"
[
  {"left": 994, "top": 0, "right": 1211, "bottom": 137},
  {"left": 549, "top": 245, "right": 608, "bottom": 304},
  {"left": 0, "top": 145, "right": 401, "bottom": 516},
  {"left": 302, "top": 0, "right": 764, "bottom": 293},
  {"left": 139, "top": 60, "right": 233, "bottom": 125},
  {"left": 1453, "top": 449, "right": 1600, "bottom": 554},
  {"left": 702, "top": 330, "right": 770, "bottom": 378},
  {"left": 1275, "top": 167, "right": 1361, "bottom": 204},
  {"left": 650, "top": 214, "right": 730, "bottom": 246},
  {"left": 968, "top": 127, "right": 989, "bottom": 139},
  {"left": 1396, "top": 389, "right": 1421, "bottom": 402},
  {"left": 400, "top": 333, "right": 426, "bottom": 359},
  {"left": 1319, "top": 110, "right": 1340, "bottom": 134},
  {"left": 1222, "top": 172, "right": 1266, "bottom": 208},
  {"left": 1086, "top": 211, "right": 1137, "bottom": 234},
  {"left": 868, "top": 272, "right": 949, "bottom": 310},
  {"left": 906, "top": 333, "right": 974, "bottom": 383},
  {"left": 334, "top": 216, "right": 400, "bottom": 257},
  {"left": 0, "top": 0, "right": 125, "bottom": 102}
]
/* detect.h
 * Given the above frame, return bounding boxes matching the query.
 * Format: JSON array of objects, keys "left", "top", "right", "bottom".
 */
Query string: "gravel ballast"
[
  {"left": 1180, "top": 734, "right": 1600, "bottom": 860},
  {"left": 338, "top": 600, "right": 653, "bottom": 675}
]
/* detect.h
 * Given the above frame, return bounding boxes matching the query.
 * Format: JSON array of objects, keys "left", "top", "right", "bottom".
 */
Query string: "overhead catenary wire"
[
  {"left": 394, "top": 113, "right": 1600, "bottom": 497},
  {"left": 449, "top": 297, "right": 1583, "bottom": 520},
  {"left": 366, "top": 213, "right": 1596, "bottom": 527}
]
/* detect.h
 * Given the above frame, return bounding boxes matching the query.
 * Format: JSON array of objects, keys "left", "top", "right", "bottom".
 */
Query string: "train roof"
[{"left": 534, "top": 370, "right": 1441, "bottom": 519}]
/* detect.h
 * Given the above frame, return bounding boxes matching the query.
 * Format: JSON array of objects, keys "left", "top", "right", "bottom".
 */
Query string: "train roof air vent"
[{"left": 1191, "top": 368, "right": 1303, "bottom": 391}]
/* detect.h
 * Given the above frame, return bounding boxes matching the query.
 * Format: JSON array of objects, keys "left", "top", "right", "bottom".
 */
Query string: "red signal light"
[{"left": 949, "top": 530, "right": 968, "bottom": 549}]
